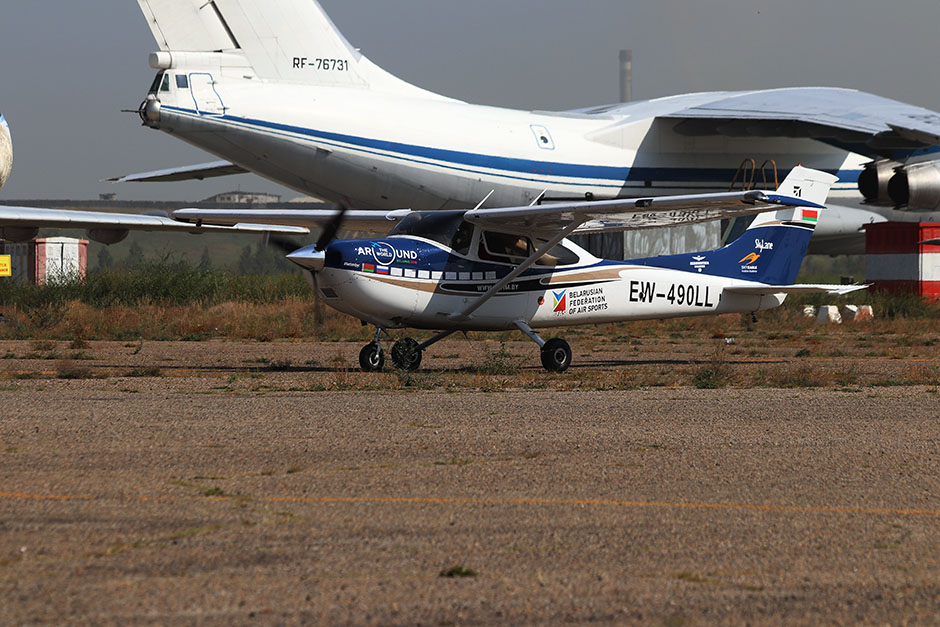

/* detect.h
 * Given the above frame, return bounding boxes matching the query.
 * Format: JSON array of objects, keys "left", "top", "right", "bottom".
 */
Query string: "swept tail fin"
[
  {"left": 632, "top": 167, "right": 838, "bottom": 285},
  {"left": 137, "top": 0, "right": 449, "bottom": 98}
]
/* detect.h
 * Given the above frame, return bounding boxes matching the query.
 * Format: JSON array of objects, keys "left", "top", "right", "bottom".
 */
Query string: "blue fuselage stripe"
[{"left": 163, "top": 105, "right": 862, "bottom": 188}]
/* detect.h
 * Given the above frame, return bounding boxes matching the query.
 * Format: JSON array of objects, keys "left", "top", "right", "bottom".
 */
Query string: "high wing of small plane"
[{"left": 172, "top": 165, "right": 832, "bottom": 234}]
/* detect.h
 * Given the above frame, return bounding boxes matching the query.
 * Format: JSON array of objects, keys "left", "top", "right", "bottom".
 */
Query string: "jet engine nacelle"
[
  {"left": 0, "top": 227, "right": 39, "bottom": 243},
  {"left": 87, "top": 228, "right": 130, "bottom": 245},
  {"left": 858, "top": 160, "right": 902, "bottom": 204},
  {"left": 888, "top": 160, "right": 940, "bottom": 211}
]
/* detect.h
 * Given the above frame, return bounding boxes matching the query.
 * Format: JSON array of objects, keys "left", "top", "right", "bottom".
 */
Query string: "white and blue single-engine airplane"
[
  {"left": 0, "top": 111, "right": 307, "bottom": 243},
  {"left": 174, "top": 167, "right": 864, "bottom": 372},
  {"left": 123, "top": 0, "right": 940, "bottom": 254}
]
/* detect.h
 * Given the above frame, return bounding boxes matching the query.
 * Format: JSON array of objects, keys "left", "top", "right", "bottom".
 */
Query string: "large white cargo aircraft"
[
  {"left": 124, "top": 0, "right": 940, "bottom": 254},
  {"left": 0, "top": 112, "right": 307, "bottom": 243}
]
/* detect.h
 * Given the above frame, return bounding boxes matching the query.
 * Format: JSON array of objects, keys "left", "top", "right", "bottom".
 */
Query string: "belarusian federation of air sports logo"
[{"left": 553, "top": 290, "right": 567, "bottom": 313}]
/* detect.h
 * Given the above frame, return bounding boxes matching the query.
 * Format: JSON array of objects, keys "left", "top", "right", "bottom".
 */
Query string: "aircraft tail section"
[
  {"left": 633, "top": 167, "right": 839, "bottom": 286},
  {"left": 137, "top": 0, "right": 448, "bottom": 98}
]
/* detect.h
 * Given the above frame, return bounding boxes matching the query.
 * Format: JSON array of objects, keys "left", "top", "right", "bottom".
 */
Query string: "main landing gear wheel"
[
  {"left": 391, "top": 338, "right": 423, "bottom": 371},
  {"left": 359, "top": 342, "right": 385, "bottom": 372},
  {"left": 540, "top": 338, "right": 572, "bottom": 373}
]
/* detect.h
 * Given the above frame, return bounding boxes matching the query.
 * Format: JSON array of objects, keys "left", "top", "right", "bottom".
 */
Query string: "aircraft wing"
[
  {"left": 0, "top": 205, "right": 309, "bottom": 236},
  {"left": 724, "top": 284, "right": 869, "bottom": 296},
  {"left": 655, "top": 88, "right": 940, "bottom": 154},
  {"left": 462, "top": 190, "right": 814, "bottom": 235},
  {"left": 174, "top": 186, "right": 822, "bottom": 237},
  {"left": 107, "top": 160, "right": 248, "bottom": 183},
  {"left": 172, "top": 208, "right": 406, "bottom": 233}
]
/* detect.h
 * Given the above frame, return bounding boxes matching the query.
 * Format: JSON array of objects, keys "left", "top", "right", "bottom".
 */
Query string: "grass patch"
[
  {"left": 474, "top": 343, "right": 520, "bottom": 376},
  {"left": 56, "top": 361, "right": 98, "bottom": 380},
  {"left": 126, "top": 366, "right": 163, "bottom": 378},
  {"left": 439, "top": 566, "right": 477, "bottom": 578},
  {"left": 692, "top": 342, "right": 730, "bottom": 389},
  {"left": 434, "top": 458, "right": 474, "bottom": 466}
]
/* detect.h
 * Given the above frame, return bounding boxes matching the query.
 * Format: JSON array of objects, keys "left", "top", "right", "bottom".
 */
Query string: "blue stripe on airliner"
[{"left": 162, "top": 105, "right": 862, "bottom": 187}]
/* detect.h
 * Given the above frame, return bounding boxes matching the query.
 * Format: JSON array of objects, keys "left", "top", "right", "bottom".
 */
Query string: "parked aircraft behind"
[
  {"left": 174, "top": 167, "right": 864, "bottom": 372},
  {"left": 0, "top": 114, "right": 12, "bottom": 190},
  {"left": 126, "top": 0, "right": 940, "bottom": 254}
]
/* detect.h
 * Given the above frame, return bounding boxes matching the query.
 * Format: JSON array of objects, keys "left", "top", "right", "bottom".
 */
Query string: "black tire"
[
  {"left": 359, "top": 343, "right": 385, "bottom": 372},
  {"left": 540, "top": 338, "right": 572, "bottom": 373},
  {"left": 391, "top": 338, "right": 423, "bottom": 371}
]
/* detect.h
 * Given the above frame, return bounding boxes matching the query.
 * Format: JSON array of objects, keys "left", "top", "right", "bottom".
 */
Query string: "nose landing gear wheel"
[
  {"left": 540, "top": 338, "right": 572, "bottom": 373},
  {"left": 359, "top": 342, "right": 385, "bottom": 372},
  {"left": 391, "top": 338, "right": 422, "bottom": 371}
]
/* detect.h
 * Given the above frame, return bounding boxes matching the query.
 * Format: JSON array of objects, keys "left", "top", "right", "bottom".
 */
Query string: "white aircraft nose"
[{"left": 0, "top": 114, "right": 12, "bottom": 189}]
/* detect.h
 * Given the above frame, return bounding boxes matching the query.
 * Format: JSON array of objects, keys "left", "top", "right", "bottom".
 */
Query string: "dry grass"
[
  {"left": 0, "top": 299, "right": 371, "bottom": 342},
  {"left": 1, "top": 289, "right": 939, "bottom": 391}
]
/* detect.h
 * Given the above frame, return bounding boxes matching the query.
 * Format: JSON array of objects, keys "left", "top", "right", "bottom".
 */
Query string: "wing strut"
[{"left": 448, "top": 219, "right": 585, "bottom": 322}]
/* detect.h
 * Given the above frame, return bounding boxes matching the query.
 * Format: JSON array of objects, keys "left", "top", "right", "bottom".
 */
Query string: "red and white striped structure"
[
  {"left": 865, "top": 223, "right": 940, "bottom": 300},
  {"left": 0, "top": 237, "right": 88, "bottom": 285}
]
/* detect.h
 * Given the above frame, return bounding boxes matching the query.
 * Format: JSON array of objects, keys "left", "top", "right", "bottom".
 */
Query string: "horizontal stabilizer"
[
  {"left": 108, "top": 161, "right": 248, "bottom": 183},
  {"left": 724, "top": 284, "right": 868, "bottom": 296}
]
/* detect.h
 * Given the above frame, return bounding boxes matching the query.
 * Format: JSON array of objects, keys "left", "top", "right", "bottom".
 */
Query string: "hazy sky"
[{"left": 1, "top": 0, "right": 938, "bottom": 201}]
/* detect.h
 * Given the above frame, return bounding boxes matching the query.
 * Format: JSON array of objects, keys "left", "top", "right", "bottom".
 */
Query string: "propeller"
[
  {"left": 265, "top": 234, "right": 303, "bottom": 256},
  {"left": 315, "top": 204, "right": 348, "bottom": 252},
  {"left": 265, "top": 204, "right": 349, "bottom": 328}
]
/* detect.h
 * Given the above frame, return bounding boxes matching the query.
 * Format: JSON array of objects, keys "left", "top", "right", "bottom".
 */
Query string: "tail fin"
[
  {"left": 138, "top": 0, "right": 448, "bottom": 98},
  {"left": 633, "top": 167, "right": 838, "bottom": 285}
]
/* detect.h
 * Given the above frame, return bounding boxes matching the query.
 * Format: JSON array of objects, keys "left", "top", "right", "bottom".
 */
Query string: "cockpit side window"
[
  {"left": 533, "top": 241, "right": 580, "bottom": 267},
  {"left": 149, "top": 71, "right": 166, "bottom": 95},
  {"left": 450, "top": 222, "right": 473, "bottom": 256},
  {"left": 176, "top": 74, "right": 189, "bottom": 89},
  {"left": 477, "top": 230, "right": 580, "bottom": 266},
  {"left": 479, "top": 231, "right": 532, "bottom": 264},
  {"left": 161, "top": 74, "right": 172, "bottom": 92}
]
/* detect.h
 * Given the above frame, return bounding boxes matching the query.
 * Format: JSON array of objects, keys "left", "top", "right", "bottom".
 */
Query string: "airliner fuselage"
[{"left": 132, "top": 0, "right": 940, "bottom": 255}]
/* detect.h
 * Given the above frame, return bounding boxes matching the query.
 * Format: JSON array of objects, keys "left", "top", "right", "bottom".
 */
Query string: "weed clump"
[
  {"left": 692, "top": 342, "right": 729, "bottom": 389},
  {"left": 56, "top": 361, "right": 97, "bottom": 380},
  {"left": 439, "top": 566, "right": 477, "bottom": 578},
  {"left": 474, "top": 343, "right": 520, "bottom": 376},
  {"left": 127, "top": 366, "right": 163, "bottom": 378}
]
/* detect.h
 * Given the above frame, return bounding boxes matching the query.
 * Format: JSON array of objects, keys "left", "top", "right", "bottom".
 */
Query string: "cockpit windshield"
[
  {"left": 149, "top": 71, "right": 169, "bottom": 95},
  {"left": 389, "top": 211, "right": 473, "bottom": 255}
]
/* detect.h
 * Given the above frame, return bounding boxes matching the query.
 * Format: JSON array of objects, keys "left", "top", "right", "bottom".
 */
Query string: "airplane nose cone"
[
  {"left": 138, "top": 95, "right": 162, "bottom": 125},
  {"left": 286, "top": 245, "right": 326, "bottom": 272},
  {"left": 0, "top": 115, "right": 12, "bottom": 189}
]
